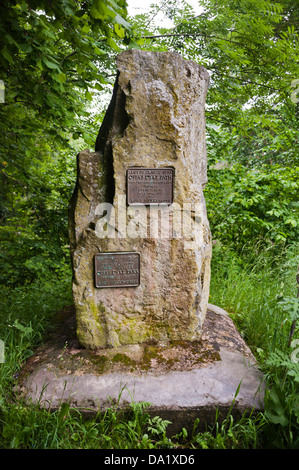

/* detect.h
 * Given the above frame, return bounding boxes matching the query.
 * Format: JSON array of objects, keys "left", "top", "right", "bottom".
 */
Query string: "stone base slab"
[{"left": 14, "top": 304, "right": 265, "bottom": 435}]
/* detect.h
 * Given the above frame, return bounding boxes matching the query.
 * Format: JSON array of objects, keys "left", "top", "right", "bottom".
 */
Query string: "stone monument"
[
  {"left": 14, "top": 51, "right": 264, "bottom": 430},
  {"left": 69, "top": 49, "right": 212, "bottom": 350}
]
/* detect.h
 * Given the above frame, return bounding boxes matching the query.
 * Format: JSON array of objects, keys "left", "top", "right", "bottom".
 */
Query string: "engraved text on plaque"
[
  {"left": 127, "top": 168, "right": 174, "bottom": 205},
  {"left": 95, "top": 252, "right": 140, "bottom": 288}
]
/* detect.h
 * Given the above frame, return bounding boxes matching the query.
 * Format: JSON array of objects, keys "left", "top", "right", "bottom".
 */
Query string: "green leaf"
[
  {"left": 81, "top": 24, "right": 91, "bottom": 34},
  {"left": 285, "top": 218, "right": 297, "bottom": 227},
  {"left": 1, "top": 47, "right": 13, "bottom": 63},
  {"left": 265, "top": 389, "right": 289, "bottom": 426},
  {"left": 23, "top": 349, "right": 34, "bottom": 359},
  {"left": 56, "top": 73, "right": 66, "bottom": 83},
  {"left": 106, "top": 37, "right": 120, "bottom": 51},
  {"left": 93, "top": 46, "right": 106, "bottom": 55},
  {"left": 18, "top": 43, "right": 33, "bottom": 53},
  {"left": 58, "top": 402, "right": 70, "bottom": 424},
  {"left": 94, "top": 83, "right": 104, "bottom": 91},
  {"left": 90, "top": 0, "right": 116, "bottom": 20},
  {"left": 85, "top": 90, "right": 93, "bottom": 101},
  {"left": 12, "top": 320, "right": 33, "bottom": 336},
  {"left": 135, "top": 38, "right": 144, "bottom": 46},
  {"left": 42, "top": 57, "right": 60, "bottom": 70},
  {"left": 114, "top": 13, "right": 131, "bottom": 31},
  {"left": 36, "top": 58, "right": 43, "bottom": 70},
  {"left": 114, "top": 23, "right": 125, "bottom": 38}
]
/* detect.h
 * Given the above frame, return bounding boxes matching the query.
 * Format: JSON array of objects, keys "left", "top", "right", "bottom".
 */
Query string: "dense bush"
[
  {"left": 0, "top": 150, "right": 76, "bottom": 285},
  {"left": 205, "top": 164, "right": 299, "bottom": 251}
]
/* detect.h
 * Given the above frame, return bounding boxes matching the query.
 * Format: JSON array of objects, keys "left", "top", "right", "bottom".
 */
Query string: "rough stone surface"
[
  {"left": 15, "top": 304, "right": 264, "bottom": 434},
  {"left": 69, "top": 50, "right": 212, "bottom": 349}
]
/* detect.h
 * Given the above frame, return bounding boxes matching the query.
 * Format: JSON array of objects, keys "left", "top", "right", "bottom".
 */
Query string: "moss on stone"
[
  {"left": 77, "top": 300, "right": 108, "bottom": 349},
  {"left": 88, "top": 354, "right": 109, "bottom": 373},
  {"left": 112, "top": 353, "right": 134, "bottom": 366}
]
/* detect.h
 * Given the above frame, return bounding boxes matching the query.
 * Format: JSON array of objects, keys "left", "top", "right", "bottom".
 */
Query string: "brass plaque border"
[
  {"left": 94, "top": 252, "right": 140, "bottom": 288},
  {"left": 126, "top": 167, "right": 174, "bottom": 206}
]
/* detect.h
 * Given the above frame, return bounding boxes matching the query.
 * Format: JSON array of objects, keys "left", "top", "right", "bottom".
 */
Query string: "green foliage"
[
  {"left": 263, "top": 348, "right": 299, "bottom": 447},
  {"left": 0, "top": 276, "right": 72, "bottom": 402},
  {"left": 133, "top": 0, "right": 299, "bottom": 125},
  {"left": 0, "top": 148, "right": 76, "bottom": 285},
  {"left": 0, "top": 1, "right": 134, "bottom": 287},
  {"left": 209, "top": 242, "right": 299, "bottom": 448},
  {"left": 186, "top": 412, "right": 267, "bottom": 449},
  {"left": 132, "top": 0, "right": 299, "bottom": 170},
  {"left": 210, "top": 242, "right": 299, "bottom": 351},
  {"left": 205, "top": 164, "right": 299, "bottom": 250},
  {"left": 0, "top": 390, "right": 173, "bottom": 449},
  {"left": 207, "top": 108, "right": 299, "bottom": 168},
  {"left": 0, "top": 0, "right": 131, "bottom": 162}
]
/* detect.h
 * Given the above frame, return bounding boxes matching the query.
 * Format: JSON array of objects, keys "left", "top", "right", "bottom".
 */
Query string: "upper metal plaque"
[
  {"left": 127, "top": 168, "right": 174, "bottom": 205},
  {"left": 95, "top": 252, "right": 140, "bottom": 288}
]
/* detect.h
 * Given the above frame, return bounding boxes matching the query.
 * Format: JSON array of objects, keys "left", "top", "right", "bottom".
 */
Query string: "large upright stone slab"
[{"left": 69, "top": 50, "right": 212, "bottom": 349}]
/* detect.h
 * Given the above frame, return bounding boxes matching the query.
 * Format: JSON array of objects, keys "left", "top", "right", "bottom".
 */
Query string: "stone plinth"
[{"left": 14, "top": 304, "right": 264, "bottom": 436}]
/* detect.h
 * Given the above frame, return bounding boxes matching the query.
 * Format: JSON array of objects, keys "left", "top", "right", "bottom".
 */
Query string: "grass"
[
  {"left": 210, "top": 241, "right": 299, "bottom": 356},
  {"left": 0, "top": 274, "right": 73, "bottom": 402},
  {"left": 0, "top": 243, "right": 298, "bottom": 449},
  {"left": 0, "top": 399, "right": 172, "bottom": 449},
  {"left": 209, "top": 241, "right": 299, "bottom": 448},
  {"left": 0, "top": 388, "right": 267, "bottom": 449}
]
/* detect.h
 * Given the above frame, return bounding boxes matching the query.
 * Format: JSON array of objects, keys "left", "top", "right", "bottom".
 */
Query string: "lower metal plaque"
[
  {"left": 95, "top": 252, "right": 140, "bottom": 288},
  {"left": 127, "top": 168, "right": 174, "bottom": 205}
]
